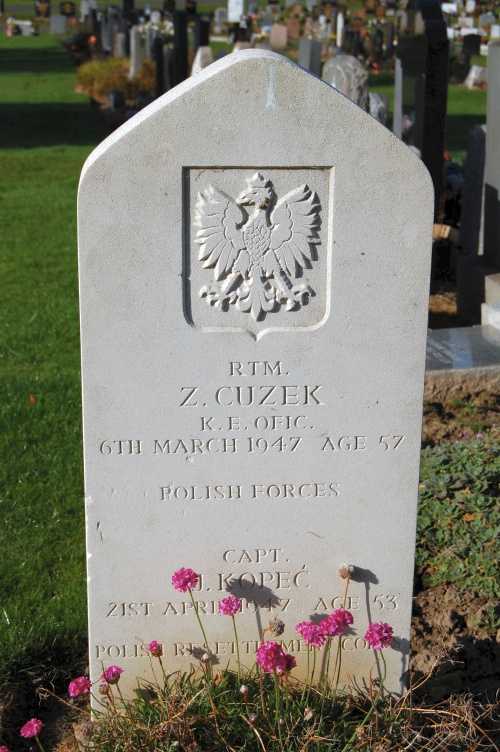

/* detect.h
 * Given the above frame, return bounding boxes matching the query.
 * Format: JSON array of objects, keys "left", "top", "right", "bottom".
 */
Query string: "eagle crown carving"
[{"left": 194, "top": 173, "right": 321, "bottom": 322}]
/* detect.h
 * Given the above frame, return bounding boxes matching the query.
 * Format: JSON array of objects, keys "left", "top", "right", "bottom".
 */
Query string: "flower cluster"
[
  {"left": 218, "top": 595, "right": 241, "bottom": 616},
  {"left": 172, "top": 567, "right": 199, "bottom": 592},
  {"left": 255, "top": 641, "right": 296, "bottom": 674},
  {"left": 364, "top": 622, "right": 393, "bottom": 650},
  {"left": 20, "top": 719, "right": 44, "bottom": 739},
  {"left": 68, "top": 676, "right": 92, "bottom": 697},
  {"left": 295, "top": 621, "right": 326, "bottom": 648},
  {"left": 321, "top": 608, "right": 354, "bottom": 636},
  {"left": 101, "top": 665, "right": 123, "bottom": 684},
  {"left": 147, "top": 640, "right": 163, "bottom": 657}
]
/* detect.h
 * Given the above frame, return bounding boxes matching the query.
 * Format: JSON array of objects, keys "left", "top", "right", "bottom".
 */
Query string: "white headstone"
[
  {"left": 78, "top": 50, "right": 433, "bottom": 700},
  {"left": 464, "top": 63, "right": 486, "bottom": 88},
  {"left": 214, "top": 6, "right": 227, "bottom": 32},
  {"left": 228, "top": 0, "right": 244, "bottom": 23},
  {"left": 465, "top": 0, "right": 476, "bottom": 12},
  {"left": 129, "top": 26, "right": 143, "bottom": 78},
  {"left": 191, "top": 45, "right": 214, "bottom": 74},
  {"left": 336, "top": 11, "right": 344, "bottom": 46},
  {"left": 80, "top": 0, "right": 89, "bottom": 20}
]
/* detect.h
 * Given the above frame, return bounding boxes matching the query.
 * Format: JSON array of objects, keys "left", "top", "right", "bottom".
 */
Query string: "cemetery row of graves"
[
  {"left": 4, "top": 0, "right": 496, "bottom": 236},
  {"left": 0, "top": 13, "right": 499, "bottom": 752}
]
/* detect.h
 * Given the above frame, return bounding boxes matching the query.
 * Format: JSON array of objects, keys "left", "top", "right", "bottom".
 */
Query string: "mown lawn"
[{"left": 0, "top": 34, "right": 108, "bottom": 693}]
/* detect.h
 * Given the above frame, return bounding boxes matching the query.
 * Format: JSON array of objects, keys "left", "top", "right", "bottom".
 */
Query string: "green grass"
[
  {"left": 83, "top": 661, "right": 497, "bottom": 751},
  {"left": 418, "top": 438, "right": 500, "bottom": 597},
  {"left": 445, "top": 84, "right": 487, "bottom": 162},
  {"left": 0, "top": 31, "right": 493, "bottom": 715},
  {"left": 0, "top": 34, "right": 108, "bottom": 693}
]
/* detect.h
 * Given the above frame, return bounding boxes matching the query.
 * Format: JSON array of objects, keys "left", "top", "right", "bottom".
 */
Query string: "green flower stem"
[
  {"left": 35, "top": 736, "right": 46, "bottom": 752},
  {"left": 116, "top": 682, "right": 127, "bottom": 709},
  {"left": 304, "top": 648, "right": 316, "bottom": 708},
  {"left": 301, "top": 646, "right": 311, "bottom": 703},
  {"left": 333, "top": 636, "right": 343, "bottom": 700},
  {"left": 188, "top": 588, "right": 213, "bottom": 679},
  {"left": 273, "top": 673, "right": 283, "bottom": 749},
  {"left": 323, "top": 637, "right": 333, "bottom": 696},
  {"left": 158, "top": 656, "right": 169, "bottom": 690},
  {"left": 231, "top": 615, "right": 241, "bottom": 686},
  {"left": 341, "top": 650, "right": 387, "bottom": 752},
  {"left": 321, "top": 637, "right": 333, "bottom": 717}
]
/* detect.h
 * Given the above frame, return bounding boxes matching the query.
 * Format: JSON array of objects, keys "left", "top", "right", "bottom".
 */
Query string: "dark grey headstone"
[
  {"left": 386, "top": 21, "right": 394, "bottom": 58},
  {"left": 395, "top": 0, "right": 449, "bottom": 220},
  {"left": 460, "top": 124, "right": 486, "bottom": 257},
  {"left": 153, "top": 36, "right": 165, "bottom": 96},
  {"left": 173, "top": 10, "right": 188, "bottom": 84},
  {"left": 463, "top": 33, "right": 480, "bottom": 55},
  {"left": 298, "top": 37, "right": 322, "bottom": 77}
]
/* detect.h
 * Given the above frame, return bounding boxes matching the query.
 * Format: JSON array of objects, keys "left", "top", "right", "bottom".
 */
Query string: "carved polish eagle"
[{"left": 194, "top": 173, "right": 321, "bottom": 321}]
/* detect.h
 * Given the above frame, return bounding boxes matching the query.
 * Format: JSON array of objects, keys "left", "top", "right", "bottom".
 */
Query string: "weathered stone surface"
[
  {"left": 78, "top": 50, "right": 432, "bottom": 700},
  {"left": 322, "top": 49, "right": 369, "bottom": 111}
]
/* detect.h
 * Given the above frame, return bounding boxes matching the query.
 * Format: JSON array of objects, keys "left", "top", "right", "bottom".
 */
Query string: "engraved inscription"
[
  {"left": 195, "top": 173, "right": 321, "bottom": 321},
  {"left": 159, "top": 483, "right": 340, "bottom": 500}
]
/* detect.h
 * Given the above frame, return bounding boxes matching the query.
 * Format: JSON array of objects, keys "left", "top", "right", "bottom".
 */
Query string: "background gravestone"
[
  {"left": 394, "top": 0, "right": 449, "bottom": 219},
  {"left": 78, "top": 50, "right": 432, "bottom": 699},
  {"left": 49, "top": 12, "right": 66, "bottom": 31},
  {"left": 298, "top": 37, "right": 322, "bottom": 76},
  {"left": 322, "top": 49, "right": 370, "bottom": 111},
  {"left": 457, "top": 44, "right": 500, "bottom": 324}
]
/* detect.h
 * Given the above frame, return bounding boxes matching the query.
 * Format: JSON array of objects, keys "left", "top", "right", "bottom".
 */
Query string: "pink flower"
[
  {"left": 68, "top": 676, "right": 92, "bottom": 697},
  {"left": 218, "top": 596, "right": 241, "bottom": 616},
  {"left": 147, "top": 640, "right": 163, "bottom": 657},
  {"left": 255, "top": 642, "right": 295, "bottom": 674},
  {"left": 20, "top": 719, "right": 44, "bottom": 738},
  {"left": 364, "top": 622, "right": 394, "bottom": 650},
  {"left": 172, "top": 567, "right": 199, "bottom": 592},
  {"left": 0, "top": 746, "right": 11, "bottom": 751},
  {"left": 321, "top": 608, "right": 354, "bottom": 637},
  {"left": 101, "top": 665, "right": 123, "bottom": 684},
  {"left": 295, "top": 621, "right": 325, "bottom": 648},
  {"left": 278, "top": 652, "right": 297, "bottom": 674}
]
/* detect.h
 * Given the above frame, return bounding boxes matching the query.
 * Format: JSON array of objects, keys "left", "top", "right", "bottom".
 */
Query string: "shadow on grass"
[
  {"left": 445, "top": 113, "right": 487, "bottom": 155},
  {"left": 0, "top": 102, "right": 109, "bottom": 148},
  {"left": 0, "top": 45, "right": 75, "bottom": 73}
]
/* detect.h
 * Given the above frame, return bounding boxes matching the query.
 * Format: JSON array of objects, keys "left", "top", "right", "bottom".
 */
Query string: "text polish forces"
[{"left": 159, "top": 483, "right": 340, "bottom": 500}]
